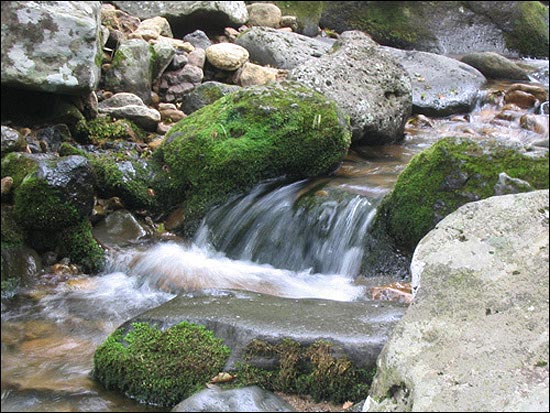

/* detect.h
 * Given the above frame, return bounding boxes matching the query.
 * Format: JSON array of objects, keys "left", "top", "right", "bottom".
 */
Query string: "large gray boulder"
[
  {"left": 123, "top": 291, "right": 407, "bottom": 370},
  {"left": 235, "top": 27, "right": 332, "bottom": 70},
  {"left": 1, "top": 1, "right": 102, "bottom": 95},
  {"left": 383, "top": 47, "right": 487, "bottom": 117},
  {"left": 290, "top": 31, "right": 412, "bottom": 145},
  {"left": 111, "top": 1, "right": 248, "bottom": 36},
  {"left": 366, "top": 190, "right": 550, "bottom": 412}
]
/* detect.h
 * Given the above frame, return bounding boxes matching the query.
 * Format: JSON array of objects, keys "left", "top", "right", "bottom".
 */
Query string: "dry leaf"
[
  {"left": 210, "top": 372, "right": 236, "bottom": 383},
  {"left": 342, "top": 401, "right": 354, "bottom": 409}
]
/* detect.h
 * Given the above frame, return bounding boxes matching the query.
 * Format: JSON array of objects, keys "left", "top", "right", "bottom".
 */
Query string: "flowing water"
[{"left": 2, "top": 75, "right": 548, "bottom": 411}]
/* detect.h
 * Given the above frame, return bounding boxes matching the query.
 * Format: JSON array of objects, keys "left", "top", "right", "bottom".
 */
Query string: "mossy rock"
[
  {"left": 272, "top": 1, "right": 324, "bottom": 36},
  {"left": 90, "top": 153, "right": 161, "bottom": 211},
  {"left": 375, "top": 137, "right": 550, "bottom": 252},
  {"left": 93, "top": 321, "right": 231, "bottom": 407},
  {"left": 502, "top": 1, "right": 549, "bottom": 58},
  {"left": 155, "top": 81, "right": 351, "bottom": 232},
  {"left": 75, "top": 115, "right": 145, "bottom": 145},
  {"left": 1, "top": 152, "right": 38, "bottom": 189},
  {"left": 237, "top": 338, "right": 374, "bottom": 404},
  {"left": 56, "top": 219, "right": 105, "bottom": 273},
  {"left": 320, "top": 1, "right": 435, "bottom": 50}
]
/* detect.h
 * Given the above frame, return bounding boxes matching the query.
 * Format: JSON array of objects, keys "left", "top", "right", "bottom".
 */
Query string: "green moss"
[
  {"left": 505, "top": 1, "right": 549, "bottom": 58},
  {"left": 273, "top": 1, "right": 324, "bottom": 33},
  {"left": 237, "top": 338, "right": 373, "bottom": 404},
  {"left": 57, "top": 219, "right": 105, "bottom": 273},
  {"left": 1, "top": 152, "right": 38, "bottom": 189},
  {"left": 156, "top": 81, "right": 351, "bottom": 232},
  {"left": 93, "top": 321, "right": 231, "bottom": 406},
  {"left": 110, "top": 48, "right": 127, "bottom": 69},
  {"left": 75, "top": 116, "right": 144, "bottom": 145},
  {"left": 322, "top": 1, "right": 434, "bottom": 49},
  {"left": 90, "top": 153, "right": 160, "bottom": 211},
  {"left": 58, "top": 142, "right": 87, "bottom": 157},
  {"left": 376, "top": 137, "right": 550, "bottom": 252},
  {"left": 14, "top": 176, "right": 81, "bottom": 231}
]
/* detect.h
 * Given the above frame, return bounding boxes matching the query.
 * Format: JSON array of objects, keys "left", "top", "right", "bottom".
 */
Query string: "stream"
[{"left": 1, "top": 76, "right": 548, "bottom": 411}]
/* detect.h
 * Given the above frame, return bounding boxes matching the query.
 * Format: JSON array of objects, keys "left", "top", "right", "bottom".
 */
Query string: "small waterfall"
[{"left": 195, "top": 179, "right": 378, "bottom": 276}]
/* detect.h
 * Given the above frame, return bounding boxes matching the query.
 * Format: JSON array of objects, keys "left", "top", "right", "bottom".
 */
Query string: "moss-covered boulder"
[
  {"left": 1, "top": 152, "right": 105, "bottom": 272},
  {"left": 90, "top": 153, "right": 161, "bottom": 211},
  {"left": 375, "top": 137, "right": 549, "bottom": 252},
  {"left": 238, "top": 338, "right": 374, "bottom": 404},
  {"left": 319, "top": 1, "right": 549, "bottom": 58},
  {"left": 155, "top": 81, "right": 352, "bottom": 232},
  {"left": 93, "top": 321, "right": 231, "bottom": 407}
]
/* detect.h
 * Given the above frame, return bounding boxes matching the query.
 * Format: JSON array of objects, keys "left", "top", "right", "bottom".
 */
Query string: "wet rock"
[
  {"left": 519, "top": 113, "right": 549, "bottom": 136},
  {"left": 98, "top": 92, "right": 161, "bottom": 131},
  {"left": 246, "top": 3, "right": 282, "bottom": 28},
  {"left": 290, "top": 31, "right": 412, "bottom": 145},
  {"left": 366, "top": 190, "right": 550, "bottom": 412},
  {"left": 2, "top": 153, "right": 95, "bottom": 229},
  {"left": 235, "top": 27, "right": 332, "bottom": 70},
  {"left": 383, "top": 47, "right": 486, "bottom": 117},
  {"left": 460, "top": 52, "right": 529, "bottom": 80},
  {"left": 33, "top": 124, "right": 72, "bottom": 153},
  {"left": 370, "top": 282, "right": 412, "bottom": 305},
  {"left": 1, "top": 244, "right": 42, "bottom": 289},
  {"left": 92, "top": 209, "right": 147, "bottom": 248},
  {"left": 504, "top": 89, "right": 538, "bottom": 109},
  {"left": 1, "top": 1, "right": 102, "bottom": 94},
  {"left": 172, "top": 385, "right": 294, "bottom": 412},
  {"left": 206, "top": 43, "right": 249, "bottom": 71},
  {"left": 124, "top": 291, "right": 407, "bottom": 370},
  {"left": 1, "top": 126, "right": 26, "bottom": 154},
  {"left": 180, "top": 81, "right": 240, "bottom": 114}
]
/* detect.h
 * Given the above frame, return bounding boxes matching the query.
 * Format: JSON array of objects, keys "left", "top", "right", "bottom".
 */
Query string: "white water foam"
[{"left": 125, "top": 242, "right": 366, "bottom": 302}]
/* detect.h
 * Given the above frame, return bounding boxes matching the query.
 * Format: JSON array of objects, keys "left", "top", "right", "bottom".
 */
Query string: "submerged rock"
[{"left": 366, "top": 190, "right": 550, "bottom": 412}]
